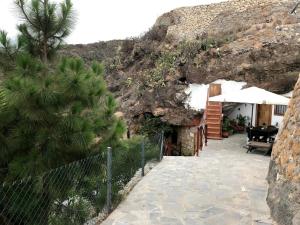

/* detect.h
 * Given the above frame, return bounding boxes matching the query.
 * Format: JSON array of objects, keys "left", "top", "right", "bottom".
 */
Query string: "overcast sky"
[{"left": 0, "top": 0, "right": 226, "bottom": 44}]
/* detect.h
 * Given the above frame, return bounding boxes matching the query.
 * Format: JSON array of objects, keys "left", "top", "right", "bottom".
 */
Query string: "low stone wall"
[
  {"left": 177, "top": 126, "right": 196, "bottom": 156},
  {"left": 267, "top": 75, "right": 300, "bottom": 225}
]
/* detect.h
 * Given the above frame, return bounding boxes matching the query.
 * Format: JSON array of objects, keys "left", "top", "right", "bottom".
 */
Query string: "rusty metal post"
[{"left": 106, "top": 146, "right": 112, "bottom": 213}]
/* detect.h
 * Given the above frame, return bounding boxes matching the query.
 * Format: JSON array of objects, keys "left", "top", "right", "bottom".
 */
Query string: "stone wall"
[
  {"left": 155, "top": 0, "right": 293, "bottom": 41},
  {"left": 267, "top": 75, "right": 300, "bottom": 225},
  {"left": 177, "top": 126, "right": 196, "bottom": 156}
]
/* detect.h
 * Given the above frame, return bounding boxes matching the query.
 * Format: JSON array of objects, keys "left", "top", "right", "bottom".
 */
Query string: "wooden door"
[
  {"left": 256, "top": 104, "right": 272, "bottom": 126},
  {"left": 208, "top": 84, "right": 222, "bottom": 97}
]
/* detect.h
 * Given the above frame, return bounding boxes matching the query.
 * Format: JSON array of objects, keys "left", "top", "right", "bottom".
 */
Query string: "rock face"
[
  {"left": 267, "top": 75, "right": 300, "bottom": 225},
  {"left": 155, "top": 0, "right": 291, "bottom": 41},
  {"left": 63, "top": 0, "right": 300, "bottom": 128}
]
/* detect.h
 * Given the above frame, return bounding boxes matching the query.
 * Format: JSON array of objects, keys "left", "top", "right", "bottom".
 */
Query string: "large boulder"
[{"left": 267, "top": 75, "right": 300, "bottom": 225}]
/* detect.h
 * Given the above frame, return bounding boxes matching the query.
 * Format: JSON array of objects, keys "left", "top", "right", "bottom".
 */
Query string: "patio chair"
[{"left": 246, "top": 125, "right": 278, "bottom": 155}]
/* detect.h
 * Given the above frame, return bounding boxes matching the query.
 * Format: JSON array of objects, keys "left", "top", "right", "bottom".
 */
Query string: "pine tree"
[
  {"left": 0, "top": 1, "right": 125, "bottom": 224},
  {"left": 15, "top": 0, "right": 75, "bottom": 62},
  {"left": 0, "top": 55, "right": 124, "bottom": 179},
  {"left": 0, "top": 55, "right": 125, "bottom": 224},
  {"left": 0, "top": 0, "right": 125, "bottom": 178}
]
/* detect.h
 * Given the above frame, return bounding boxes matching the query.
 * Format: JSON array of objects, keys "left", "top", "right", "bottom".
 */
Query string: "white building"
[{"left": 209, "top": 86, "right": 290, "bottom": 128}]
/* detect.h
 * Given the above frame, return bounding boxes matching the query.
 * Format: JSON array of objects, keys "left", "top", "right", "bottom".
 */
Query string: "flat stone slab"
[{"left": 101, "top": 134, "right": 272, "bottom": 225}]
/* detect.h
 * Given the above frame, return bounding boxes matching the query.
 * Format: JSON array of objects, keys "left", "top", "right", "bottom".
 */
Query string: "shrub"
[{"left": 142, "top": 25, "right": 169, "bottom": 42}]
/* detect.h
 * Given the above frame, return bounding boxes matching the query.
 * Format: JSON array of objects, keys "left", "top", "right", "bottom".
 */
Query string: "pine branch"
[{"left": 15, "top": 0, "right": 40, "bottom": 31}]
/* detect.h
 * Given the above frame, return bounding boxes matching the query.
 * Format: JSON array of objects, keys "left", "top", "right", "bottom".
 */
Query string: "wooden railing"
[
  {"left": 195, "top": 122, "right": 208, "bottom": 156},
  {"left": 219, "top": 101, "right": 223, "bottom": 138}
]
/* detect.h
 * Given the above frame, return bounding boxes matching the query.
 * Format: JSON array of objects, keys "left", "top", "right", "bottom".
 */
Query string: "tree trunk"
[
  {"left": 42, "top": 0, "right": 48, "bottom": 63},
  {"left": 42, "top": 41, "right": 48, "bottom": 63}
]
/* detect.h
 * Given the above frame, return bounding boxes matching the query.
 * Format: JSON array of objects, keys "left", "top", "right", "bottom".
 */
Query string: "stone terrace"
[{"left": 101, "top": 134, "right": 272, "bottom": 225}]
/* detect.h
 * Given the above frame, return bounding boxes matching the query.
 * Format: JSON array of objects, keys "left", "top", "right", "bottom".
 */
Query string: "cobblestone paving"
[{"left": 101, "top": 134, "right": 272, "bottom": 225}]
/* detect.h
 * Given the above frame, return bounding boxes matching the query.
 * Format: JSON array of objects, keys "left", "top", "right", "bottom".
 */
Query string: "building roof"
[{"left": 209, "top": 87, "right": 290, "bottom": 105}]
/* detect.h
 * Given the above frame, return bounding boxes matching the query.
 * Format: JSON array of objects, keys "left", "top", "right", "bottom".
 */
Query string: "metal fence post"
[
  {"left": 159, "top": 131, "right": 164, "bottom": 161},
  {"left": 141, "top": 140, "right": 145, "bottom": 177},
  {"left": 106, "top": 146, "right": 112, "bottom": 213}
]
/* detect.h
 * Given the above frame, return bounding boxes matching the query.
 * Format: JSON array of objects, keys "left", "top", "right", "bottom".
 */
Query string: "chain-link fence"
[{"left": 0, "top": 134, "right": 163, "bottom": 225}]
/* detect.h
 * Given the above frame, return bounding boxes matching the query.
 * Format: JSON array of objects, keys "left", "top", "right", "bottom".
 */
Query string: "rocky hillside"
[
  {"left": 267, "top": 75, "right": 300, "bottom": 225},
  {"left": 62, "top": 0, "right": 300, "bottom": 131}
]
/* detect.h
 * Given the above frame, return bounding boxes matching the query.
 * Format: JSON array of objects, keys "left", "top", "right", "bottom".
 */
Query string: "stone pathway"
[{"left": 101, "top": 134, "right": 273, "bottom": 225}]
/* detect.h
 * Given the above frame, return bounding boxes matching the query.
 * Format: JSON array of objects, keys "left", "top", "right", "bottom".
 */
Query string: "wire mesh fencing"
[
  {"left": 0, "top": 133, "right": 163, "bottom": 225},
  {"left": 109, "top": 134, "right": 163, "bottom": 210},
  {"left": 0, "top": 154, "right": 107, "bottom": 225}
]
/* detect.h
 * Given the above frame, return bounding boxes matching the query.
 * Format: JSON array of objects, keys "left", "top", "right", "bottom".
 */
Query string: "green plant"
[
  {"left": 144, "top": 52, "right": 177, "bottom": 88},
  {"left": 222, "top": 117, "right": 231, "bottom": 132},
  {"left": 125, "top": 77, "right": 133, "bottom": 87},
  {"left": 178, "top": 40, "right": 202, "bottom": 60},
  {"left": 111, "top": 135, "right": 160, "bottom": 203},
  {"left": 236, "top": 114, "right": 247, "bottom": 126},
  {"left": 200, "top": 38, "right": 217, "bottom": 51},
  {"left": 142, "top": 25, "right": 168, "bottom": 42},
  {"left": 140, "top": 116, "right": 172, "bottom": 139}
]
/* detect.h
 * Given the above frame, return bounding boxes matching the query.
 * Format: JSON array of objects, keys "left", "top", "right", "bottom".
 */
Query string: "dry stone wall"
[
  {"left": 155, "top": 0, "right": 292, "bottom": 41},
  {"left": 177, "top": 127, "right": 195, "bottom": 156},
  {"left": 267, "top": 75, "right": 300, "bottom": 225}
]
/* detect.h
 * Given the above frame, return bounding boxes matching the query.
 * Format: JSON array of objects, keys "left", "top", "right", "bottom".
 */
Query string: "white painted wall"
[
  {"left": 228, "top": 103, "right": 257, "bottom": 126},
  {"left": 185, "top": 80, "right": 284, "bottom": 127},
  {"left": 185, "top": 79, "right": 247, "bottom": 111},
  {"left": 271, "top": 105, "right": 284, "bottom": 127},
  {"left": 228, "top": 103, "right": 283, "bottom": 127}
]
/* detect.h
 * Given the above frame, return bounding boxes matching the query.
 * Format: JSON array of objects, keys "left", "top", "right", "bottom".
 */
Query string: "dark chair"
[{"left": 246, "top": 125, "right": 278, "bottom": 155}]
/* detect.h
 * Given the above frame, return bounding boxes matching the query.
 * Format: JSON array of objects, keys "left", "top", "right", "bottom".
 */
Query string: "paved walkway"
[{"left": 101, "top": 134, "right": 272, "bottom": 225}]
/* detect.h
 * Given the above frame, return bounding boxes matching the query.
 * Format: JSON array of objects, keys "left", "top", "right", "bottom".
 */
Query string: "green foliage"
[
  {"left": 139, "top": 116, "right": 172, "bottom": 139},
  {"left": 0, "top": 56, "right": 124, "bottom": 180},
  {"left": 1, "top": 154, "right": 106, "bottom": 225},
  {"left": 142, "top": 25, "right": 168, "bottom": 42},
  {"left": 140, "top": 36, "right": 231, "bottom": 89},
  {"left": 0, "top": 135, "right": 161, "bottom": 225},
  {"left": 178, "top": 40, "right": 202, "bottom": 61},
  {"left": 0, "top": 30, "right": 25, "bottom": 58},
  {"left": 0, "top": 30, "right": 25, "bottom": 72},
  {"left": 236, "top": 114, "right": 246, "bottom": 126},
  {"left": 15, "top": 0, "right": 76, "bottom": 62},
  {"left": 144, "top": 52, "right": 177, "bottom": 88},
  {"left": 199, "top": 38, "right": 218, "bottom": 51},
  {"left": 222, "top": 117, "right": 231, "bottom": 132},
  {"left": 111, "top": 136, "right": 160, "bottom": 202},
  {"left": 125, "top": 77, "right": 133, "bottom": 87},
  {"left": 0, "top": 1, "right": 141, "bottom": 224}
]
